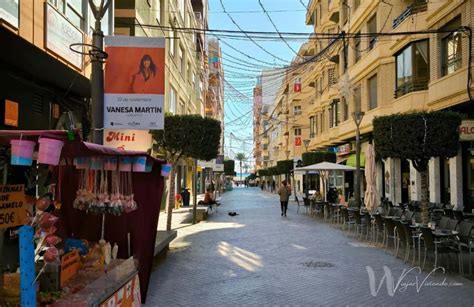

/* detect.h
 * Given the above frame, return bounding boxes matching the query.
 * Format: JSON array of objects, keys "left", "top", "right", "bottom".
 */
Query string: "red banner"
[{"left": 295, "top": 137, "right": 302, "bottom": 146}]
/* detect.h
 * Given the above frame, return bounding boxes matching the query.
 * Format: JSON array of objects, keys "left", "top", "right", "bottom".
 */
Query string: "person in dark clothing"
[{"left": 278, "top": 181, "right": 291, "bottom": 216}]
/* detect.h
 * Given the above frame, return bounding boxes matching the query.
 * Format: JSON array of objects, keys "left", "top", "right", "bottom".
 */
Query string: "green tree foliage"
[
  {"left": 302, "top": 151, "right": 336, "bottom": 166},
  {"left": 224, "top": 160, "right": 235, "bottom": 176},
  {"left": 373, "top": 111, "right": 461, "bottom": 223},
  {"left": 150, "top": 114, "right": 221, "bottom": 230},
  {"left": 246, "top": 173, "right": 257, "bottom": 181}
]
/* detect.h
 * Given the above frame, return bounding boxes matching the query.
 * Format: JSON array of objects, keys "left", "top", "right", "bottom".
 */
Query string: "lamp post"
[
  {"left": 88, "top": 0, "right": 110, "bottom": 144},
  {"left": 302, "top": 139, "right": 310, "bottom": 197},
  {"left": 352, "top": 111, "right": 365, "bottom": 208}
]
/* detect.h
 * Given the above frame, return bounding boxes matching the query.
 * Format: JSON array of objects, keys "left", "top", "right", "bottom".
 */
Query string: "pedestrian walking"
[{"left": 278, "top": 180, "right": 291, "bottom": 216}]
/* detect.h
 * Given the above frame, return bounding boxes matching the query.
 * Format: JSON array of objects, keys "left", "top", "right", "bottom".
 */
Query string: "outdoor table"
[
  {"left": 432, "top": 229, "right": 459, "bottom": 237},
  {"left": 463, "top": 213, "right": 474, "bottom": 219}
]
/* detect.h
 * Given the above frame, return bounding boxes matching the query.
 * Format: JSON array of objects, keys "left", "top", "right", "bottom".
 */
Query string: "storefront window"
[{"left": 440, "top": 158, "right": 451, "bottom": 204}]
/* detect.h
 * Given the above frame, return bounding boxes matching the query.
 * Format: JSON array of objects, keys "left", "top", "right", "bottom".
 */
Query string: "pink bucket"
[
  {"left": 132, "top": 156, "right": 147, "bottom": 172},
  {"left": 10, "top": 140, "right": 36, "bottom": 166},
  {"left": 38, "top": 138, "right": 64, "bottom": 166},
  {"left": 74, "top": 157, "right": 89, "bottom": 169},
  {"left": 90, "top": 157, "right": 103, "bottom": 170}
]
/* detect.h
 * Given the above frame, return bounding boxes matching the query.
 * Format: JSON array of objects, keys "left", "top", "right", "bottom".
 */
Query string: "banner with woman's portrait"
[{"left": 104, "top": 36, "right": 165, "bottom": 130}]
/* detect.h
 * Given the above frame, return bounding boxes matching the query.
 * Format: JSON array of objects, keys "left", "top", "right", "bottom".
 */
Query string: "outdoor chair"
[
  {"left": 439, "top": 217, "right": 450, "bottom": 229},
  {"left": 394, "top": 220, "right": 407, "bottom": 259},
  {"left": 383, "top": 218, "right": 398, "bottom": 252},
  {"left": 341, "top": 208, "right": 355, "bottom": 233},
  {"left": 401, "top": 222, "right": 420, "bottom": 265},
  {"left": 354, "top": 210, "right": 369, "bottom": 240},
  {"left": 414, "top": 212, "right": 422, "bottom": 224},
  {"left": 444, "top": 208, "right": 455, "bottom": 218},
  {"left": 456, "top": 221, "right": 474, "bottom": 275},
  {"left": 446, "top": 218, "right": 460, "bottom": 231},
  {"left": 453, "top": 211, "right": 464, "bottom": 221},
  {"left": 298, "top": 197, "right": 310, "bottom": 214},
  {"left": 404, "top": 211, "right": 414, "bottom": 223},
  {"left": 330, "top": 205, "right": 341, "bottom": 224},
  {"left": 373, "top": 214, "right": 385, "bottom": 245},
  {"left": 420, "top": 227, "right": 462, "bottom": 274}
]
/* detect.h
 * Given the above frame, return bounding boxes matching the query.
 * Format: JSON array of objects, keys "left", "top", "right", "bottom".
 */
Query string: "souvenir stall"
[{"left": 0, "top": 130, "right": 165, "bottom": 306}]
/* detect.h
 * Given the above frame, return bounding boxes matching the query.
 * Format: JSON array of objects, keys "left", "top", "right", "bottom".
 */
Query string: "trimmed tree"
[
  {"left": 302, "top": 151, "right": 336, "bottom": 166},
  {"left": 151, "top": 114, "right": 221, "bottom": 230},
  {"left": 373, "top": 111, "right": 461, "bottom": 223},
  {"left": 277, "top": 159, "right": 294, "bottom": 181}
]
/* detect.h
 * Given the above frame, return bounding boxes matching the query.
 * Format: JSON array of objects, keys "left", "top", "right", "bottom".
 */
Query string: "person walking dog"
[{"left": 278, "top": 180, "right": 291, "bottom": 216}]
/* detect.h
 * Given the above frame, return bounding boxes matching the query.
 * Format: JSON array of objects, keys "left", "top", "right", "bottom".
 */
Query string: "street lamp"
[
  {"left": 303, "top": 139, "right": 310, "bottom": 152},
  {"left": 302, "top": 139, "right": 310, "bottom": 197},
  {"left": 352, "top": 111, "right": 365, "bottom": 208}
]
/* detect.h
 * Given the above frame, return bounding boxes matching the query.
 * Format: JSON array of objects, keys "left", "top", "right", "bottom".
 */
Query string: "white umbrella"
[
  {"left": 294, "top": 162, "right": 357, "bottom": 201},
  {"left": 364, "top": 144, "right": 380, "bottom": 212}
]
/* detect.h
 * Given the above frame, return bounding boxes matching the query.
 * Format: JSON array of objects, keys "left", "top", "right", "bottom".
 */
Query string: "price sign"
[{"left": 0, "top": 185, "right": 27, "bottom": 229}]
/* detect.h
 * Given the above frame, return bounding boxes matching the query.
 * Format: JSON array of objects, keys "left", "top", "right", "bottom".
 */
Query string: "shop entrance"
[
  {"left": 463, "top": 142, "right": 474, "bottom": 212},
  {"left": 401, "top": 159, "right": 410, "bottom": 203}
]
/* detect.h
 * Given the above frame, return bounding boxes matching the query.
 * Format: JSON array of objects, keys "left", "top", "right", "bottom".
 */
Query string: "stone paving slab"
[{"left": 146, "top": 187, "right": 474, "bottom": 306}]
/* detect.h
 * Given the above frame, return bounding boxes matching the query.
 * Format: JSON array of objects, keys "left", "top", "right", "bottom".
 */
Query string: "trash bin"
[{"left": 181, "top": 188, "right": 190, "bottom": 207}]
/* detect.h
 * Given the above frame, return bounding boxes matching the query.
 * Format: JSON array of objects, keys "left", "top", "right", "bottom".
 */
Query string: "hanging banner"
[
  {"left": 104, "top": 36, "right": 165, "bottom": 130},
  {"left": 295, "top": 136, "right": 302, "bottom": 146},
  {"left": 294, "top": 77, "right": 301, "bottom": 92}
]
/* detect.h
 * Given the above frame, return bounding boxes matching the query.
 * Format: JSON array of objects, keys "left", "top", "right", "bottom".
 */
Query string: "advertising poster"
[
  {"left": 104, "top": 36, "right": 165, "bottom": 130},
  {"left": 0, "top": 0, "right": 19, "bottom": 28}
]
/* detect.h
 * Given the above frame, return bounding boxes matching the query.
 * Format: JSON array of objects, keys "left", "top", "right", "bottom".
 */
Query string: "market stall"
[{"left": 0, "top": 130, "right": 165, "bottom": 306}]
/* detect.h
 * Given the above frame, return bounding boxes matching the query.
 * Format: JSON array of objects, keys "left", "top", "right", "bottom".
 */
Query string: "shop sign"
[
  {"left": 99, "top": 274, "right": 140, "bottom": 307},
  {"left": 337, "top": 144, "right": 351, "bottom": 156},
  {"left": 215, "top": 155, "right": 224, "bottom": 172},
  {"left": 103, "top": 129, "right": 152, "bottom": 151},
  {"left": 104, "top": 36, "right": 165, "bottom": 130},
  {"left": 459, "top": 120, "right": 474, "bottom": 141},
  {"left": 5, "top": 99, "right": 19, "bottom": 127},
  {"left": 0, "top": 0, "right": 19, "bottom": 28},
  {"left": 0, "top": 184, "right": 27, "bottom": 229},
  {"left": 45, "top": 3, "right": 83, "bottom": 69}
]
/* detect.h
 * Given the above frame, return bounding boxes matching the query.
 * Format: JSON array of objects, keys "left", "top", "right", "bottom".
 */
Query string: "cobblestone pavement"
[{"left": 145, "top": 187, "right": 474, "bottom": 306}]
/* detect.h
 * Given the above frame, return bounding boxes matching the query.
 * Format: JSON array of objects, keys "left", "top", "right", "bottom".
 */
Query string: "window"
[
  {"left": 328, "top": 67, "right": 337, "bottom": 86},
  {"left": 179, "top": 46, "right": 185, "bottom": 76},
  {"left": 353, "top": 85, "right": 361, "bottom": 112},
  {"left": 293, "top": 105, "right": 302, "bottom": 115},
  {"left": 178, "top": 0, "right": 185, "bottom": 20},
  {"left": 310, "top": 116, "right": 317, "bottom": 137},
  {"left": 354, "top": 31, "right": 361, "bottom": 63},
  {"left": 322, "top": 110, "right": 326, "bottom": 132},
  {"left": 329, "top": 99, "right": 340, "bottom": 128},
  {"left": 342, "top": 96, "right": 349, "bottom": 121},
  {"left": 170, "top": 87, "right": 177, "bottom": 114},
  {"left": 368, "top": 14, "right": 377, "bottom": 50},
  {"left": 50, "top": 0, "right": 85, "bottom": 30},
  {"left": 155, "top": 0, "right": 162, "bottom": 23},
  {"left": 169, "top": 30, "right": 175, "bottom": 56},
  {"left": 395, "top": 40, "right": 429, "bottom": 97},
  {"left": 294, "top": 128, "right": 302, "bottom": 136},
  {"left": 441, "top": 17, "right": 462, "bottom": 76},
  {"left": 179, "top": 99, "right": 185, "bottom": 115},
  {"left": 368, "top": 74, "right": 377, "bottom": 110}
]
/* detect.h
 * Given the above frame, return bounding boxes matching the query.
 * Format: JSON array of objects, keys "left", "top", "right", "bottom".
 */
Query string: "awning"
[
  {"left": 346, "top": 153, "right": 365, "bottom": 167},
  {"left": 0, "top": 26, "right": 91, "bottom": 98}
]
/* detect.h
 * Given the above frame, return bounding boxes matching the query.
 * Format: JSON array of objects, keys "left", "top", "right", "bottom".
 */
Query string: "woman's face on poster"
[{"left": 143, "top": 58, "right": 151, "bottom": 68}]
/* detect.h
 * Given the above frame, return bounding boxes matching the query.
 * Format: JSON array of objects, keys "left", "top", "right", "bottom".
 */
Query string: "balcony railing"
[
  {"left": 392, "top": 1, "right": 428, "bottom": 29},
  {"left": 394, "top": 78, "right": 429, "bottom": 98}
]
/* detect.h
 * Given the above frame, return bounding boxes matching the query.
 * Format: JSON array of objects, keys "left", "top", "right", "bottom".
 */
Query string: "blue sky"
[{"left": 208, "top": 0, "right": 312, "bottom": 165}]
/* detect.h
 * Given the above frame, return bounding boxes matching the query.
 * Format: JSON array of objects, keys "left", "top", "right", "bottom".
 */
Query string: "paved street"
[{"left": 146, "top": 187, "right": 474, "bottom": 306}]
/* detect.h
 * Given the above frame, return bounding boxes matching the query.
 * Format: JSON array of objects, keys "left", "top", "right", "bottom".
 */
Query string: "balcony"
[
  {"left": 392, "top": 1, "right": 428, "bottom": 29},
  {"left": 395, "top": 78, "right": 429, "bottom": 98},
  {"left": 263, "top": 156, "right": 270, "bottom": 161}
]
